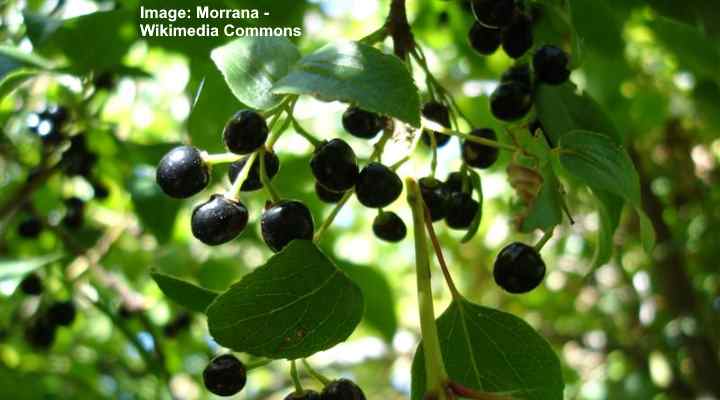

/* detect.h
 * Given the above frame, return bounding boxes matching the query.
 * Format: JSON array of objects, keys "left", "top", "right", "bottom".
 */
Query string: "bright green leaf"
[
  {"left": 0, "top": 253, "right": 63, "bottom": 282},
  {"left": 0, "top": 46, "right": 52, "bottom": 80},
  {"left": 340, "top": 263, "right": 397, "bottom": 342},
  {"left": 0, "top": 69, "right": 39, "bottom": 101},
  {"left": 151, "top": 271, "right": 219, "bottom": 313},
  {"left": 206, "top": 240, "right": 363, "bottom": 360},
  {"left": 591, "top": 190, "right": 624, "bottom": 269}
]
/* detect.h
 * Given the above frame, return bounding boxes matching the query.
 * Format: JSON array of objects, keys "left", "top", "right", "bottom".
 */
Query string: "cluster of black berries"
[
  {"left": 18, "top": 274, "right": 77, "bottom": 348},
  {"left": 16, "top": 195, "right": 91, "bottom": 240},
  {"left": 467, "top": 0, "right": 534, "bottom": 59},
  {"left": 203, "top": 353, "right": 366, "bottom": 399},
  {"left": 27, "top": 105, "right": 70, "bottom": 145}
]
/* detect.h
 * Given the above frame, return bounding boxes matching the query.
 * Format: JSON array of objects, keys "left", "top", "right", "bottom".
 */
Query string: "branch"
[{"left": 386, "top": 0, "right": 416, "bottom": 59}]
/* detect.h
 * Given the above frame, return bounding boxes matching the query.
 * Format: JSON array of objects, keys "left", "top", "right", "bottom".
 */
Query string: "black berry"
[
  {"left": 203, "top": 354, "right": 247, "bottom": 397},
  {"left": 528, "top": 118, "right": 543, "bottom": 136},
  {"left": 501, "top": 14, "right": 533, "bottom": 59},
  {"left": 490, "top": 82, "right": 533, "bottom": 121},
  {"left": 261, "top": 200, "right": 314, "bottom": 252},
  {"left": 43, "top": 105, "right": 70, "bottom": 126},
  {"left": 373, "top": 212, "right": 407, "bottom": 242},
  {"left": 493, "top": 242, "right": 546, "bottom": 294},
  {"left": 156, "top": 145, "right": 210, "bottom": 198},
  {"left": 20, "top": 273, "right": 43, "bottom": 295},
  {"left": 24, "top": 316, "right": 56, "bottom": 349},
  {"left": 342, "top": 107, "right": 385, "bottom": 139},
  {"left": 311, "top": 139, "right": 359, "bottom": 192},
  {"left": 18, "top": 217, "right": 42, "bottom": 238},
  {"left": 421, "top": 101, "right": 452, "bottom": 148},
  {"left": 462, "top": 128, "right": 500, "bottom": 169},
  {"left": 61, "top": 134, "right": 97, "bottom": 177},
  {"left": 471, "top": 0, "right": 516, "bottom": 28},
  {"left": 285, "top": 390, "right": 321, "bottom": 400},
  {"left": 321, "top": 379, "right": 366, "bottom": 400},
  {"left": 163, "top": 313, "right": 192, "bottom": 338},
  {"left": 468, "top": 22, "right": 501, "bottom": 55},
  {"left": 444, "top": 172, "right": 465, "bottom": 195},
  {"left": 93, "top": 71, "right": 116, "bottom": 90},
  {"left": 91, "top": 180, "right": 110, "bottom": 199},
  {"left": 47, "top": 301, "right": 76, "bottom": 326},
  {"left": 419, "top": 177, "right": 448, "bottom": 222},
  {"left": 315, "top": 182, "right": 345, "bottom": 204},
  {"left": 223, "top": 110, "right": 269, "bottom": 155},
  {"left": 62, "top": 197, "right": 85, "bottom": 229},
  {"left": 191, "top": 195, "right": 249, "bottom": 246},
  {"left": 355, "top": 163, "right": 403, "bottom": 208},
  {"left": 228, "top": 151, "right": 280, "bottom": 192},
  {"left": 445, "top": 192, "right": 479, "bottom": 229},
  {"left": 533, "top": 45, "right": 570, "bottom": 85},
  {"left": 501, "top": 63, "right": 532, "bottom": 89}
]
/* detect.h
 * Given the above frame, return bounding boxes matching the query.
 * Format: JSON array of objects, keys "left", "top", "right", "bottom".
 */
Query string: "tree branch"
[{"left": 386, "top": 0, "right": 416, "bottom": 59}]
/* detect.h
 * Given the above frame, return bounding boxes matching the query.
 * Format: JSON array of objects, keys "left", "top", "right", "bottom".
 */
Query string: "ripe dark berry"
[
  {"left": 163, "top": 313, "right": 192, "bottom": 338},
  {"left": 43, "top": 105, "right": 70, "bottom": 126},
  {"left": 61, "top": 134, "right": 97, "bottom": 176},
  {"left": 445, "top": 192, "right": 479, "bottom": 229},
  {"left": 191, "top": 195, "right": 249, "bottom": 246},
  {"left": 373, "top": 212, "right": 407, "bottom": 242},
  {"left": 493, "top": 242, "right": 546, "bottom": 294},
  {"left": 419, "top": 177, "right": 448, "bottom": 222},
  {"left": 321, "top": 379, "right": 367, "bottom": 400},
  {"left": 501, "top": 63, "right": 532, "bottom": 89},
  {"left": 528, "top": 118, "right": 542, "bottom": 136},
  {"left": 156, "top": 146, "right": 210, "bottom": 198},
  {"left": 421, "top": 101, "right": 452, "bottom": 148},
  {"left": 18, "top": 217, "right": 42, "bottom": 238},
  {"left": 315, "top": 182, "right": 345, "bottom": 204},
  {"left": 471, "top": 0, "right": 516, "bottom": 28},
  {"left": 261, "top": 200, "right": 314, "bottom": 252},
  {"left": 203, "top": 354, "right": 247, "bottom": 397},
  {"left": 91, "top": 180, "right": 110, "bottom": 199},
  {"left": 444, "top": 172, "right": 465, "bottom": 195},
  {"left": 223, "top": 110, "right": 269, "bottom": 154},
  {"left": 24, "top": 317, "right": 56, "bottom": 349},
  {"left": 284, "top": 390, "right": 321, "bottom": 400},
  {"left": 355, "top": 163, "right": 403, "bottom": 208},
  {"left": 228, "top": 151, "right": 280, "bottom": 192},
  {"left": 47, "top": 301, "right": 76, "bottom": 326},
  {"left": 462, "top": 128, "right": 500, "bottom": 169},
  {"left": 533, "top": 45, "right": 570, "bottom": 85},
  {"left": 93, "top": 71, "right": 116, "bottom": 90},
  {"left": 20, "top": 273, "right": 43, "bottom": 295},
  {"left": 311, "top": 139, "right": 359, "bottom": 192},
  {"left": 342, "top": 107, "right": 385, "bottom": 139},
  {"left": 62, "top": 197, "right": 85, "bottom": 229},
  {"left": 490, "top": 82, "right": 533, "bottom": 121},
  {"left": 468, "top": 22, "right": 501, "bottom": 55},
  {"left": 501, "top": 14, "right": 534, "bottom": 59}
]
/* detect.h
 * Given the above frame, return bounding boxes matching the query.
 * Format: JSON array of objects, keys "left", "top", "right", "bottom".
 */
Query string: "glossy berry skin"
[
  {"left": 444, "top": 172, "right": 465, "bottom": 195},
  {"left": 468, "top": 22, "right": 501, "bottom": 55},
  {"left": 490, "top": 82, "right": 533, "bottom": 121},
  {"left": 445, "top": 192, "right": 479, "bottom": 229},
  {"left": 372, "top": 212, "right": 407, "bottom": 242},
  {"left": 203, "top": 354, "right": 247, "bottom": 397},
  {"left": 261, "top": 200, "right": 314, "bottom": 252},
  {"left": 20, "top": 273, "right": 43, "bottom": 295},
  {"left": 321, "top": 379, "right": 367, "bottom": 400},
  {"left": 462, "top": 128, "right": 500, "bottom": 169},
  {"left": 419, "top": 177, "right": 448, "bottom": 222},
  {"left": 421, "top": 101, "right": 452, "bottom": 147},
  {"left": 284, "top": 390, "right": 321, "bottom": 400},
  {"left": 494, "top": 242, "right": 546, "bottom": 294},
  {"left": 342, "top": 107, "right": 385, "bottom": 139},
  {"left": 501, "top": 63, "right": 532, "bottom": 89},
  {"left": 48, "top": 301, "right": 76, "bottom": 326},
  {"left": 315, "top": 182, "right": 345, "bottom": 204},
  {"left": 156, "top": 146, "right": 210, "bottom": 198},
  {"left": 533, "top": 45, "right": 570, "bottom": 85},
  {"left": 24, "top": 317, "right": 56, "bottom": 349},
  {"left": 223, "top": 110, "right": 269, "bottom": 154},
  {"left": 191, "top": 195, "right": 249, "bottom": 246},
  {"left": 501, "top": 15, "right": 534, "bottom": 59},
  {"left": 471, "top": 0, "right": 516, "bottom": 28},
  {"left": 228, "top": 151, "right": 280, "bottom": 192},
  {"left": 355, "top": 163, "right": 403, "bottom": 208},
  {"left": 311, "top": 139, "right": 359, "bottom": 192},
  {"left": 18, "top": 217, "right": 42, "bottom": 238}
]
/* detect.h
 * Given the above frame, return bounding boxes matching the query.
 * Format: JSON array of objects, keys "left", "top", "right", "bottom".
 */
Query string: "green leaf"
[
  {"left": 0, "top": 46, "right": 52, "bottom": 80},
  {"left": 340, "top": 263, "right": 397, "bottom": 342},
  {"left": 273, "top": 41, "right": 421, "bottom": 126},
  {"left": 535, "top": 83, "right": 622, "bottom": 145},
  {"left": 461, "top": 170, "right": 483, "bottom": 243},
  {"left": 211, "top": 37, "right": 301, "bottom": 110},
  {"left": 647, "top": 16, "right": 720, "bottom": 79},
  {"left": 0, "top": 69, "right": 39, "bottom": 101},
  {"left": 206, "top": 240, "right": 363, "bottom": 360},
  {"left": 591, "top": 190, "right": 624, "bottom": 269},
  {"left": 0, "top": 253, "right": 63, "bottom": 282},
  {"left": 521, "top": 164, "right": 564, "bottom": 233},
  {"left": 151, "top": 271, "right": 219, "bottom": 313},
  {"left": 128, "top": 165, "right": 181, "bottom": 243},
  {"left": 411, "top": 299, "right": 564, "bottom": 400}
]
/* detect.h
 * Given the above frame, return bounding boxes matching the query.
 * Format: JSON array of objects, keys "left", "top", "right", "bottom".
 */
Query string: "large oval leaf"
[
  {"left": 211, "top": 37, "right": 301, "bottom": 110},
  {"left": 272, "top": 41, "right": 421, "bottom": 126},
  {"left": 411, "top": 299, "right": 564, "bottom": 400},
  {"left": 151, "top": 271, "right": 218, "bottom": 313},
  {"left": 206, "top": 240, "right": 363, "bottom": 360}
]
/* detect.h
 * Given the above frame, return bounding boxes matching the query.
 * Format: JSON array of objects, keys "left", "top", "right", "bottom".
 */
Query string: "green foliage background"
[{"left": 1, "top": 0, "right": 720, "bottom": 399}]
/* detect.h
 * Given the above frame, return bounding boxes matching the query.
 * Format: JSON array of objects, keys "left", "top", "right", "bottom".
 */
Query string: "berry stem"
[
  {"left": 259, "top": 148, "right": 281, "bottom": 203},
  {"left": 422, "top": 204, "right": 462, "bottom": 300},
  {"left": 201, "top": 152, "right": 242, "bottom": 165},
  {"left": 226, "top": 152, "right": 258, "bottom": 200},
  {"left": 447, "top": 381, "right": 515, "bottom": 400},
  {"left": 534, "top": 228, "right": 554, "bottom": 252},
  {"left": 441, "top": 128, "right": 519, "bottom": 152},
  {"left": 245, "top": 358, "right": 273, "bottom": 370},
  {"left": 429, "top": 130, "right": 439, "bottom": 178},
  {"left": 301, "top": 359, "right": 331, "bottom": 386},
  {"left": 359, "top": 25, "right": 389, "bottom": 45},
  {"left": 290, "top": 116, "right": 323, "bottom": 148},
  {"left": 290, "top": 360, "right": 304, "bottom": 393},
  {"left": 406, "top": 178, "right": 450, "bottom": 400}
]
